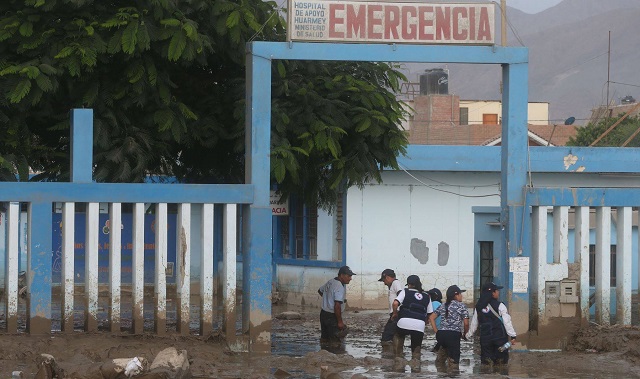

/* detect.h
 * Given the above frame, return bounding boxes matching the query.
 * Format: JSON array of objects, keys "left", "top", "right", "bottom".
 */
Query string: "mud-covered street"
[{"left": 1, "top": 304, "right": 640, "bottom": 378}]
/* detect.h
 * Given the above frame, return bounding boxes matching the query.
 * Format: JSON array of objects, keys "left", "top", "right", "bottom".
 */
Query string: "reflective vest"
[{"left": 399, "top": 289, "right": 431, "bottom": 321}]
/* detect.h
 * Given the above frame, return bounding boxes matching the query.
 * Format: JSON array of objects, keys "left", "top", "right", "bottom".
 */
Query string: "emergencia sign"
[{"left": 288, "top": 1, "right": 495, "bottom": 45}]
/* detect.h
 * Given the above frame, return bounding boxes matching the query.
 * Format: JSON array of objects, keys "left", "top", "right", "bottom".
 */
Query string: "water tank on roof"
[
  {"left": 419, "top": 68, "right": 449, "bottom": 95},
  {"left": 621, "top": 95, "right": 636, "bottom": 104}
]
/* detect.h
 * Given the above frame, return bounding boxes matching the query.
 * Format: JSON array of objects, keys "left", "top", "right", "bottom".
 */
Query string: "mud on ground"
[{"left": 1, "top": 305, "right": 640, "bottom": 378}]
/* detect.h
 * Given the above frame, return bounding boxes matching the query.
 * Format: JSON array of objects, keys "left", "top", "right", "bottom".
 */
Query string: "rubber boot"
[
  {"left": 435, "top": 346, "right": 447, "bottom": 364},
  {"left": 434, "top": 345, "right": 447, "bottom": 372},
  {"left": 381, "top": 340, "right": 394, "bottom": 359},
  {"left": 393, "top": 357, "right": 406, "bottom": 372},
  {"left": 392, "top": 334, "right": 405, "bottom": 357},
  {"left": 448, "top": 357, "right": 460, "bottom": 372},
  {"left": 409, "top": 346, "right": 422, "bottom": 373},
  {"left": 392, "top": 335, "right": 406, "bottom": 372}
]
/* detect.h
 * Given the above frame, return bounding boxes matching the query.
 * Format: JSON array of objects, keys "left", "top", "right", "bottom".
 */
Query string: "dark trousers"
[
  {"left": 396, "top": 327, "right": 424, "bottom": 351},
  {"left": 435, "top": 330, "right": 462, "bottom": 363},
  {"left": 480, "top": 337, "right": 509, "bottom": 364},
  {"left": 381, "top": 314, "right": 397, "bottom": 342},
  {"left": 320, "top": 309, "right": 340, "bottom": 342}
]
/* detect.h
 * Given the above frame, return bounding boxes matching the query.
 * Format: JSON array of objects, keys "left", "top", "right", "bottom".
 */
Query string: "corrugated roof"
[{"left": 408, "top": 123, "right": 579, "bottom": 146}]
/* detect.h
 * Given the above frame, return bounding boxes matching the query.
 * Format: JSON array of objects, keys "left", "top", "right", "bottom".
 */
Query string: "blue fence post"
[
  {"left": 244, "top": 43, "right": 273, "bottom": 352},
  {"left": 70, "top": 109, "right": 94, "bottom": 183},
  {"left": 27, "top": 202, "right": 52, "bottom": 334}
]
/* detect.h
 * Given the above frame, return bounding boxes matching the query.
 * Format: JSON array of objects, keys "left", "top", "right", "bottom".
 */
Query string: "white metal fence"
[{"left": 3, "top": 202, "right": 239, "bottom": 340}]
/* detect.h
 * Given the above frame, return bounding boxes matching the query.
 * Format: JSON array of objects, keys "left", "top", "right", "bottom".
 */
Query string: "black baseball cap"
[
  {"left": 406, "top": 275, "right": 422, "bottom": 286},
  {"left": 446, "top": 285, "right": 466, "bottom": 299},
  {"left": 482, "top": 282, "right": 504, "bottom": 292},
  {"left": 338, "top": 266, "right": 355, "bottom": 276},
  {"left": 427, "top": 288, "right": 442, "bottom": 302},
  {"left": 378, "top": 269, "right": 395, "bottom": 281}
]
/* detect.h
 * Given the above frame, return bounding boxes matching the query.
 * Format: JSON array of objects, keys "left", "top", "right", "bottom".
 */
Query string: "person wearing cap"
[
  {"left": 318, "top": 265, "right": 355, "bottom": 345},
  {"left": 391, "top": 275, "right": 433, "bottom": 372},
  {"left": 426, "top": 287, "right": 443, "bottom": 353},
  {"left": 427, "top": 288, "right": 443, "bottom": 328},
  {"left": 379, "top": 269, "right": 404, "bottom": 347},
  {"left": 466, "top": 282, "right": 517, "bottom": 365},
  {"left": 428, "top": 285, "right": 470, "bottom": 367}
]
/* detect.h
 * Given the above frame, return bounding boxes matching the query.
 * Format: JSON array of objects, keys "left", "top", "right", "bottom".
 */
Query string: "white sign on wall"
[
  {"left": 509, "top": 257, "right": 530, "bottom": 273},
  {"left": 288, "top": 0, "right": 495, "bottom": 44},
  {"left": 510, "top": 257, "right": 530, "bottom": 293},
  {"left": 513, "top": 271, "right": 528, "bottom": 293},
  {"left": 270, "top": 191, "right": 289, "bottom": 216}
]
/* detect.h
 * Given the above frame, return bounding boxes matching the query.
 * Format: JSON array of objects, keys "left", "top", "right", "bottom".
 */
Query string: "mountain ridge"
[{"left": 405, "top": 0, "right": 640, "bottom": 124}]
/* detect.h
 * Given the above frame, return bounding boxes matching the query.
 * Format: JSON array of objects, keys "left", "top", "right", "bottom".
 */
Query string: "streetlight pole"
[{"left": 501, "top": 0, "right": 507, "bottom": 46}]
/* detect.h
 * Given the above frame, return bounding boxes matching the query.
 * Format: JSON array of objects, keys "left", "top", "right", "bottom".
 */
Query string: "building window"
[
  {"left": 278, "top": 196, "right": 318, "bottom": 259},
  {"left": 460, "top": 107, "right": 469, "bottom": 125},
  {"left": 334, "top": 195, "right": 344, "bottom": 261},
  {"left": 483, "top": 113, "right": 499, "bottom": 125},
  {"left": 275, "top": 194, "right": 345, "bottom": 261},
  {"left": 589, "top": 244, "right": 616, "bottom": 287},
  {"left": 479, "top": 241, "right": 494, "bottom": 288}
]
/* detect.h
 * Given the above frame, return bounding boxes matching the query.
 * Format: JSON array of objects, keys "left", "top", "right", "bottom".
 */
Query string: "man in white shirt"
[
  {"left": 379, "top": 269, "right": 403, "bottom": 349},
  {"left": 318, "top": 266, "right": 355, "bottom": 346}
]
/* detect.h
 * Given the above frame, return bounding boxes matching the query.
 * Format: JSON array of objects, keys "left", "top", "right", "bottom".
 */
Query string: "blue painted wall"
[{"left": 51, "top": 212, "right": 178, "bottom": 285}]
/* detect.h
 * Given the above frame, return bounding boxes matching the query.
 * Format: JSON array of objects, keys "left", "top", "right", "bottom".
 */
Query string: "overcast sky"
[{"left": 506, "top": 0, "right": 563, "bottom": 14}]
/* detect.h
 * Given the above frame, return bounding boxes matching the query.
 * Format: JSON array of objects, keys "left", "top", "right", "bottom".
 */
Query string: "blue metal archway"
[{"left": 245, "top": 41, "right": 530, "bottom": 348}]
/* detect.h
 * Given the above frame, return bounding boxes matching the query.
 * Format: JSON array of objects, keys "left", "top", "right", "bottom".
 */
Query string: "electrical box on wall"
[
  {"left": 560, "top": 280, "right": 578, "bottom": 303},
  {"left": 545, "top": 281, "right": 561, "bottom": 318}
]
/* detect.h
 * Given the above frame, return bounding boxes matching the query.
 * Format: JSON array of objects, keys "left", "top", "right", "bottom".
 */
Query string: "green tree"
[
  {"left": 0, "top": 0, "right": 408, "bottom": 209},
  {"left": 567, "top": 115, "right": 640, "bottom": 147}
]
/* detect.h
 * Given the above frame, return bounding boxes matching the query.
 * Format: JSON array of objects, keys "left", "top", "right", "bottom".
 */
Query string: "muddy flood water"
[
  {"left": 1, "top": 298, "right": 640, "bottom": 378},
  {"left": 268, "top": 305, "right": 640, "bottom": 379}
]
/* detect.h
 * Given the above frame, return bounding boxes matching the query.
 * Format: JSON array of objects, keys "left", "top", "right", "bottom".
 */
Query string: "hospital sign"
[{"left": 288, "top": 1, "right": 495, "bottom": 44}]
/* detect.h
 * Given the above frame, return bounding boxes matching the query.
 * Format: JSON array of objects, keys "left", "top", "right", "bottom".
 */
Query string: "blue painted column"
[
  {"left": 244, "top": 43, "right": 273, "bottom": 352},
  {"left": 27, "top": 202, "right": 52, "bottom": 334},
  {"left": 71, "top": 109, "right": 94, "bottom": 183},
  {"left": 500, "top": 62, "right": 530, "bottom": 340},
  {"left": 28, "top": 109, "right": 93, "bottom": 334}
]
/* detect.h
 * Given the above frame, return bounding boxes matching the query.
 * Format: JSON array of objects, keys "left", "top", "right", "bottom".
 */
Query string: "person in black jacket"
[{"left": 466, "top": 282, "right": 517, "bottom": 365}]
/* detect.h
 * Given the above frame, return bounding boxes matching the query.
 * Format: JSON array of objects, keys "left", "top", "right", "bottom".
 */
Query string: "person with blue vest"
[
  {"left": 391, "top": 275, "right": 433, "bottom": 372},
  {"left": 465, "top": 282, "right": 517, "bottom": 365},
  {"left": 427, "top": 287, "right": 443, "bottom": 352},
  {"left": 427, "top": 287, "right": 443, "bottom": 327}
]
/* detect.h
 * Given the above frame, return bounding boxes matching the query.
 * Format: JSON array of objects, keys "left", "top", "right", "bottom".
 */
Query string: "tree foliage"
[
  {"left": 0, "top": 0, "right": 408, "bottom": 209},
  {"left": 567, "top": 115, "right": 640, "bottom": 147}
]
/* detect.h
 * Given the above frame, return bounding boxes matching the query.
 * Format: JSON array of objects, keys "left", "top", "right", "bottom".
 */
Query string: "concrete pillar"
[
  {"left": 574, "top": 207, "right": 590, "bottom": 326},
  {"left": 223, "top": 204, "right": 238, "bottom": 346},
  {"left": 500, "top": 61, "right": 529, "bottom": 340},
  {"left": 616, "top": 207, "right": 632, "bottom": 325},
  {"left": 595, "top": 207, "right": 611, "bottom": 325},
  {"left": 244, "top": 44, "right": 273, "bottom": 352},
  {"left": 531, "top": 206, "right": 547, "bottom": 327},
  {"left": 27, "top": 202, "right": 52, "bottom": 334},
  {"left": 552, "top": 207, "right": 568, "bottom": 264}
]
